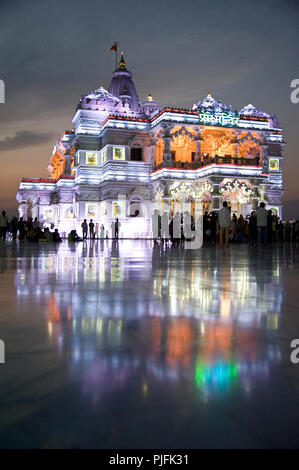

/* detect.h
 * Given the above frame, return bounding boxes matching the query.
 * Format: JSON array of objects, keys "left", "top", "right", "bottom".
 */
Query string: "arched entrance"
[{"left": 219, "top": 179, "right": 254, "bottom": 216}]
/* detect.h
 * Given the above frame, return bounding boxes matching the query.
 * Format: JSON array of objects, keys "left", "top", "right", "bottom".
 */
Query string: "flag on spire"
[{"left": 110, "top": 41, "right": 119, "bottom": 52}]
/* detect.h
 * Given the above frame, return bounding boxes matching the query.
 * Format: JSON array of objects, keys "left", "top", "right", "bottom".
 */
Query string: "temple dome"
[
  {"left": 108, "top": 52, "right": 141, "bottom": 112},
  {"left": 78, "top": 86, "right": 120, "bottom": 112},
  {"left": 141, "top": 94, "right": 160, "bottom": 117},
  {"left": 239, "top": 103, "right": 270, "bottom": 118},
  {"left": 193, "top": 93, "right": 232, "bottom": 114}
]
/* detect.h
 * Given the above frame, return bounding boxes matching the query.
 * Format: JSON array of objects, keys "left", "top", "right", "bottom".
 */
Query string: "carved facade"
[{"left": 16, "top": 55, "right": 285, "bottom": 236}]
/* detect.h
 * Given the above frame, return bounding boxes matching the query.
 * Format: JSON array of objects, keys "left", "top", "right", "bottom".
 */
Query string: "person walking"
[
  {"left": 218, "top": 202, "right": 231, "bottom": 247},
  {"left": 81, "top": 219, "right": 88, "bottom": 239},
  {"left": 255, "top": 202, "right": 268, "bottom": 245},
  {"left": 0, "top": 211, "right": 9, "bottom": 241}
]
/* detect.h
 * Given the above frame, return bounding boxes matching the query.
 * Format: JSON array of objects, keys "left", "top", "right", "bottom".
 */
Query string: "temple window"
[
  {"left": 130, "top": 147, "right": 143, "bottom": 161},
  {"left": 269, "top": 158, "right": 279, "bottom": 171},
  {"left": 129, "top": 201, "right": 141, "bottom": 217},
  {"left": 86, "top": 152, "right": 98, "bottom": 165},
  {"left": 113, "top": 146, "right": 126, "bottom": 160}
]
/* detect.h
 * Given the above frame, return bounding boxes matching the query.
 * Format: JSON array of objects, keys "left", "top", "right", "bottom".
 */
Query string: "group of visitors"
[
  {"left": 204, "top": 202, "right": 299, "bottom": 247},
  {"left": 1, "top": 207, "right": 299, "bottom": 246},
  {"left": 81, "top": 219, "right": 105, "bottom": 240},
  {"left": 0, "top": 212, "right": 62, "bottom": 243}
]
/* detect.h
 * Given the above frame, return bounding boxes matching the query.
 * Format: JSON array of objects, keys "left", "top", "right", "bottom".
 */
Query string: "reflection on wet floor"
[{"left": 0, "top": 240, "right": 298, "bottom": 448}]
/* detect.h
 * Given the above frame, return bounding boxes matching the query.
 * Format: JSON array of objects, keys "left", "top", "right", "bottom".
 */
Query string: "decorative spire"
[
  {"left": 147, "top": 93, "right": 153, "bottom": 102},
  {"left": 119, "top": 51, "right": 126, "bottom": 68}
]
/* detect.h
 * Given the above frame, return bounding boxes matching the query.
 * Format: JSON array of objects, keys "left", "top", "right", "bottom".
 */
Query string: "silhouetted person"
[
  {"left": 255, "top": 202, "right": 268, "bottom": 245},
  {"left": 18, "top": 217, "right": 26, "bottom": 241},
  {"left": 0, "top": 211, "right": 9, "bottom": 241},
  {"left": 89, "top": 219, "right": 95, "bottom": 239},
  {"left": 53, "top": 229, "right": 62, "bottom": 242},
  {"left": 115, "top": 218, "right": 120, "bottom": 239},
  {"left": 81, "top": 219, "right": 88, "bottom": 239},
  {"left": 10, "top": 216, "right": 18, "bottom": 241},
  {"left": 218, "top": 201, "right": 231, "bottom": 247}
]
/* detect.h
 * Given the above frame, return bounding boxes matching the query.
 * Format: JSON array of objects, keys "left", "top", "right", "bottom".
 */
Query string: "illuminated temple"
[{"left": 16, "top": 53, "right": 285, "bottom": 236}]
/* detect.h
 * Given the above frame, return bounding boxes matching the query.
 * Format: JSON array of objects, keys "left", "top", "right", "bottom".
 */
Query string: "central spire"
[
  {"left": 118, "top": 51, "right": 126, "bottom": 69},
  {"left": 108, "top": 52, "right": 140, "bottom": 113}
]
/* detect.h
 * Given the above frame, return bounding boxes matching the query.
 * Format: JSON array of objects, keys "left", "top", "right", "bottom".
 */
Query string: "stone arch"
[
  {"left": 170, "top": 126, "right": 196, "bottom": 163},
  {"left": 237, "top": 133, "right": 262, "bottom": 162}
]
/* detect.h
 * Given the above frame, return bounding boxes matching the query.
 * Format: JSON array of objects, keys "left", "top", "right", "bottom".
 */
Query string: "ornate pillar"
[
  {"left": 64, "top": 154, "right": 72, "bottom": 176},
  {"left": 212, "top": 183, "right": 220, "bottom": 210},
  {"left": 18, "top": 202, "right": 28, "bottom": 220},
  {"left": 162, "top": 124, "right": 172, "bottom": 164},
  {"left": 194, "top": 129, "right": 202, "bottom": 161},
  {"left": 261, "top": 142, "right": 268, "bottom": 172}
]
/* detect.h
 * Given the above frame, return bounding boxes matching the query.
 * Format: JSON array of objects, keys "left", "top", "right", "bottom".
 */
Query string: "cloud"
[{"left": 0, "top": 130, "right": 53, "bottom": 151}]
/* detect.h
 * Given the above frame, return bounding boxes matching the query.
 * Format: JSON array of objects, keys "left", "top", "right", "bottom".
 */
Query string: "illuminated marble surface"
[{"left": 0, "top": 240, "right": 298, "bottom": 448}]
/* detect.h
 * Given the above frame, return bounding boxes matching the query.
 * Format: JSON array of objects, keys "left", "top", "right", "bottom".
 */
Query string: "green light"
[{"left": 195, "top": 360, "right": 238, "bottom": 389}]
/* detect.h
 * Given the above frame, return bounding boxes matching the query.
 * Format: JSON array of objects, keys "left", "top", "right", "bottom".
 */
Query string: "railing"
[{"left": 153, "top": 155, "right": 260, "bottom": 171}]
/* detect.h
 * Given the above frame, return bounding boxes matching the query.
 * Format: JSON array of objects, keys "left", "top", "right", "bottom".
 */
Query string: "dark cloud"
[{"left": 0, "top": 131, "right": 53, "bottom": 151}]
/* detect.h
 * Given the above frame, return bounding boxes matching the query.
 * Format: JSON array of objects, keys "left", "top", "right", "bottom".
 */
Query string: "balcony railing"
[{"left": 153, "top": 155, "right": 260, "bottom": 171}]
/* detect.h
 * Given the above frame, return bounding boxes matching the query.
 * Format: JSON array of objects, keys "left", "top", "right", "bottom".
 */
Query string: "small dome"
[
  {"left": 239, "top": 103, "right": 270, "bottom": 118},
  {"left": 141, "top": 93, "right": 159, "bottom": 117},
  {"left": 193, "top": 93, "right": 232, "bottom": 113}
]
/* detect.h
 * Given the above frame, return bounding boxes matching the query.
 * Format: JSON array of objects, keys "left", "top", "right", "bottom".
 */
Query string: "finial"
[
  {"left": 207, "top": 92, "right": 211, "bottom": 98},
  {"left": 119, "top": 51, "right": 126, "bottom": 68},
  {"left": 147, "top": 93, "right": 153, "bottom": 101}
]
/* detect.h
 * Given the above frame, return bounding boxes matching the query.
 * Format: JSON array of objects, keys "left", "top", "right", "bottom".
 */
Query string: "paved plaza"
[{"left": 0, "top": 240, "right": 298, "bottom": 448}]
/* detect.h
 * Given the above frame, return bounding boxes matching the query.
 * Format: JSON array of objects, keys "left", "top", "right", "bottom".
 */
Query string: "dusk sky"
[{"left": 0, "top": 0, "right": 298, "bottom": 217}]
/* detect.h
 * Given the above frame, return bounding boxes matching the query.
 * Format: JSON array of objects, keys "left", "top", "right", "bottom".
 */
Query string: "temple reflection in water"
[{"left": 12, "top": 241, "right": 283, "bottom": 397}]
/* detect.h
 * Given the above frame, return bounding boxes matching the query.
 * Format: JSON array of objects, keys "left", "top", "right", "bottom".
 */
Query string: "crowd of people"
[
  {"left": 152, "top": 202, "right": 299, "bottom": 247},
  {"left": 0, "top": 212, "right": 62, "bottom": 243},
  {"left": 203, "top": 202, "right": 299, "bottom": 246},
  {"left": 0, "top": 206, "right": 298, "bottom": 246}
]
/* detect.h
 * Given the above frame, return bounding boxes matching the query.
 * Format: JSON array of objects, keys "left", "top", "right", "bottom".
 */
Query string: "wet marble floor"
[{"left": 0, "top": 240, "right": 299, "bottom": 448}]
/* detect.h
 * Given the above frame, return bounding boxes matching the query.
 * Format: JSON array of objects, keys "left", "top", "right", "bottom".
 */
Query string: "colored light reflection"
[{"left": 195, "top": 360, "right": 238, "bottom": 390}]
